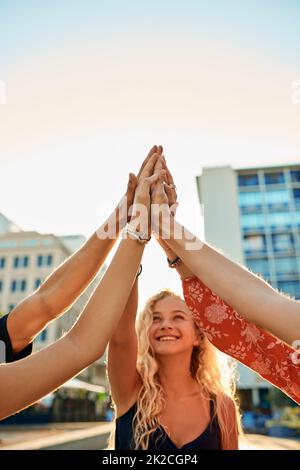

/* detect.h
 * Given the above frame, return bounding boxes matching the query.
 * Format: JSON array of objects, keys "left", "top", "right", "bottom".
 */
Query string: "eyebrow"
[{"left": 152, "top": 310, "right": 188, "bottom": 316}]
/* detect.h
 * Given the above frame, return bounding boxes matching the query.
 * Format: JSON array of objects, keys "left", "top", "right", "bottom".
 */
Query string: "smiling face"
[{"left": 148, "top": 295, "right": 200, "bottom": 356}]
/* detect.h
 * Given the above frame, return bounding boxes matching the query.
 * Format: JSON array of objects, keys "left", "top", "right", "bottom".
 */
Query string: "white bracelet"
[{"left": 123, "top": 223, "right": 151, "bottom": 245}]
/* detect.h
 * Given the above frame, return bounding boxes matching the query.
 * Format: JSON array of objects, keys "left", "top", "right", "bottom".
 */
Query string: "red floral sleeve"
[{"left": 183, "top": 277, "right": 300, "bottom": 405}]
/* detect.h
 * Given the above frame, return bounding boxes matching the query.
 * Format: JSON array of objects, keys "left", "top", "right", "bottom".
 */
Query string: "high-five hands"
[{"left": 128, "top": 146, "right": 166, "bottom": 240}]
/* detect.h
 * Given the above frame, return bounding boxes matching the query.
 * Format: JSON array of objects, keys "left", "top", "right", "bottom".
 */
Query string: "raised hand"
[
  {"left": 116, "top": 145, "right": 163, "bottom": 229},
  {"left": 129, "top": 151, "right": 166, "bottom": 240},
  {"left": 161, "top": 158, "right": 178, "bottom": 217},
  {"left": 126, "top": 145, "right": 164, "bottom": 211}
]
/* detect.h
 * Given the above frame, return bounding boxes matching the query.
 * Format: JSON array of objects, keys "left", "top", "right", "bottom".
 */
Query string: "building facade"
[
  {"left": 196, "top": 163, "right": 300, "bottom": 409},
  {"left": 0, "top": 217, "right": 107, "bottom": 387}
]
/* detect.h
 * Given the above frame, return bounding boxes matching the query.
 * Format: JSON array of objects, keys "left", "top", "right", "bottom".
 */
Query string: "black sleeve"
[{"left": 0, "top": 315, "right": 33, "bottom": 363}]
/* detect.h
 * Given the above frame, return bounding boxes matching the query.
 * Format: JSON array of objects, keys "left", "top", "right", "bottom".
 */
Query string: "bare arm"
[
  {"left": 0, "top": 149, "right": 164, "bottom": 420},
  {"left": 7, "top": 146, "right": 159, "bottom": 354},
  {"left": 108, "top": 280, "right": 141, "bottom": 416},
  {"left": 107, "top": 146, "right": 165, "bottom": 417},
  {"left": 156, "top": 237, "right": 193, "bottom": 280},
  {"left": 0, "top": 237, "right": 144, "bottom": 420},
  {"left": 159, "top": 211, "right": 300, "bottom": 347},
  {"left": 222, "top": 398, "right": 239, "bottom": 450}
]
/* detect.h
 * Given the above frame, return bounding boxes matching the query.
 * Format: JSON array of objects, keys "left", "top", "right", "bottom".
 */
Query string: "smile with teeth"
[{"left": 156, "top": 335, "right": 180, "bottom": 341}]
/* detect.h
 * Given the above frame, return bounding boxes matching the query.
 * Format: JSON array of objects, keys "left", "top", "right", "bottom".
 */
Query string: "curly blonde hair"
[{"left": 110, "top": 289, "right": 242, "bottom": 450}]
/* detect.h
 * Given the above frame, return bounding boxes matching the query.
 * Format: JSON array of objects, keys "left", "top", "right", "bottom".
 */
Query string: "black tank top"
[{"left": 115, "top": 398, "right": 221, "bottom": 450}]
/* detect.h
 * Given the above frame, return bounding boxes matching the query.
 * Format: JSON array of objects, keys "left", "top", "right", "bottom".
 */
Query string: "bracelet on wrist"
[
  {"left": 136, "top": 264, "right": 143, "bottom": 278},
  {"left": 167, "top": 256, "right": 181, "bottom": 268},
  {"left": 123, "top": 223, "right": 151, "bottom": 245}
]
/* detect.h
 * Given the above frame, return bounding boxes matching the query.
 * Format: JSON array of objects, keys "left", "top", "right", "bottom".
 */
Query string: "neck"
[{"left": 156, "top": 351, "right": 199, "bottom": 399}]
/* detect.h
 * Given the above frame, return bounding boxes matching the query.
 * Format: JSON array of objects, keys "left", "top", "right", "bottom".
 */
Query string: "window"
[
  {"left": 264, "top": 172, "right": 285, "bottom": 185},
  {"left": 21, "top": 280, "right": 27, "bottom": 292},
  {"left": 265, "top": 190, "right": 290, "bottom": 206},
  {"left": 277, "top": 280, "right": 300, "bottom": 299},
  {"left": 238, "top": 174, "right": 259, "bottom": 187},
  {"left": 291, "top": 170, "right": 300, "bottom": 183},
  {"left": 272, "top": 233, "right": 294, "bottom": 252},
  {"left": 35, "top": 278, "right": 42, "bottom": 289},
  {"left": 293, "top": 189, "right": 300, "bottom": 206},
  {"left": 238, "top": 191, "right": 263, "bottom": 208},
  {"left": 8, "top": 304, "right": 15, "bottom": 312},
  {"left": 0, "top": 241, "right": 17, "bottom": 249},
  {"left": 13, "top": 256, "right": 30, "bottom": 269},
  {"left": 240, "top": 213, "right": 265, "bottom": 229},
  {"left": 42, "top": 239, "right": 54, "bottom": 246},
  {"left": 275, "top": 257, "right": 298, "bottom": 276},
  {"left": 246, "top": 258, "right": 270, "bottom": 277},
  {"left": 0, "top": 257, "right": 6, "bottom": 269},
  {"left": 0, "top": 281, "right": 3, "bottom": 292},
  {"left": 37, "top": 254, "right": 53, "bottom": 267},
  {"left": 11, "top": 279, "right": 27, "bottom": 293},
  {"left": 21, "top": 239, "right": 39, "bottom": 248},
  {"left": 267, "top": 212, "right": 292, "bottom": 228},
  {"left": 243, "top": 234, "right": 266, "bottom": 253}
]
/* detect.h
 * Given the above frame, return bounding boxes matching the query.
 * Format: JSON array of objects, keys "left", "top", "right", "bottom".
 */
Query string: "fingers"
[
  {"left": 164, "top": 161, "right": 175, "bottom": 186},
  {"left": 144, "top": 169, "right": 166, "bottom": 188},
  {"left": 157, "top": 145, "right": 163, "bottom": 156},
  {"left": 153, "top": 155, "right": 164, "bottom": 175},
  {"left": 139, "top": 151, "right": 161, "bottom": 180},
  {"left": 128, "top": 173, "right": 137, "bottom": 188},
  {"left": 137, "top": 145, "right": 163, "bottom": 179},
  {"left": 164, "top": 183, "right": 177, "bottom": 205}
]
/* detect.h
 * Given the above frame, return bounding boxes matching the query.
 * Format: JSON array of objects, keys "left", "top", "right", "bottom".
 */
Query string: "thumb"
[
  {"left": 146, "top": 169, "right": 166, "bottom": 187},
  {"left": 127, "top": 173, "right": 138, "bottom": 192}
]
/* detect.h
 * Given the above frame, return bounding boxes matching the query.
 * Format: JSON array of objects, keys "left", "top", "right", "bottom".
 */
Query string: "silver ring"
[{"left": 169, "top": 184, "right": 177, "bottom": 190}]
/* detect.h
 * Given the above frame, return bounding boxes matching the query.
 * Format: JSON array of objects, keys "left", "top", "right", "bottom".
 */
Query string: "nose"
[{"left": 160, "top": 319, "right": 173, "bottom": 330}]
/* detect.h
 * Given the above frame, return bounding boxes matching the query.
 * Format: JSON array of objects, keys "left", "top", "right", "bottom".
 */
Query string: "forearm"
[
  {"left": 110, "top": 280, "right": 138, "bottom": 344},
  {"left": 164, "top": 216, "right": 300, "bottom": 346},
  {"left": 156, "top": 237, "right": 193, "bottom": 280},
  {"left": 39, "top": 206, "right": 124, "bottom": 317},
  {"left": 7, "top": 208, "right": 122, "bottom": 353},
  {"left": 0, "top": 336, "right": 84, "bottom": 420},
  {"left": 183, "top": 277, "right": 300, "bottom": 405},
  {"left": 67, "top": 238, "right": 144, "bottom": 366}
]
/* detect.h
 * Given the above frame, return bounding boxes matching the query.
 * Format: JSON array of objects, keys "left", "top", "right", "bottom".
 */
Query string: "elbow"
[
  {"left": 66, "top": 331, "right": 106, "bottom": 369},
  {"left": 37, "top": 291, "right": 58, "bottom": 321}
]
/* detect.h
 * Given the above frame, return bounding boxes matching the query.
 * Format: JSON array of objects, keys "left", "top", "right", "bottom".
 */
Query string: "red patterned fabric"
[{"left": 182, "top": 277, "right": 300, "bottom": 405}]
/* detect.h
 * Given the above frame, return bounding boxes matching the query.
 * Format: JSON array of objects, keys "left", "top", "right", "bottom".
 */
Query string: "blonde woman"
[
  {"left": 107, "top": 167, "right": 241, "bottom": 450},
  {"left": 108, "top": 285, "right": 241, "bottom": 450}
]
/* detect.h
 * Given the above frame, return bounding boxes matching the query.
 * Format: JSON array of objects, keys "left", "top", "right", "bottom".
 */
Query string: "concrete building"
[
  {"left": 0, "top": 214, "right": 106, "bottom": 387},
  {"left": 196, "top": 163, "right": 300, "bottom": 409}
]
